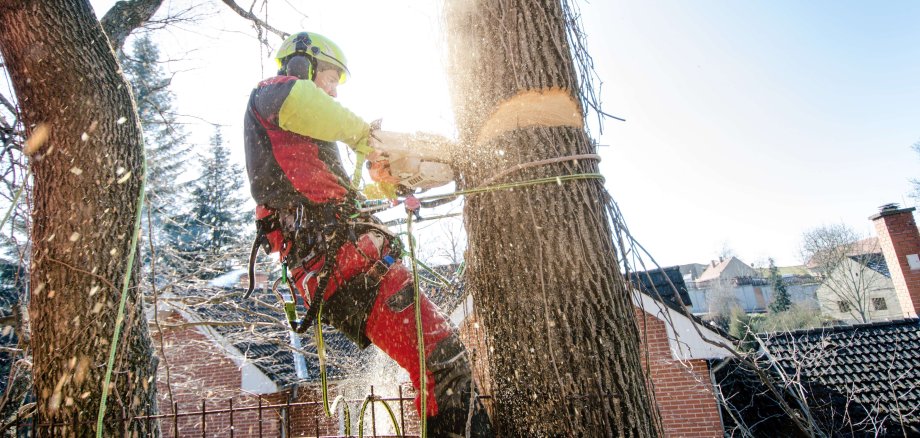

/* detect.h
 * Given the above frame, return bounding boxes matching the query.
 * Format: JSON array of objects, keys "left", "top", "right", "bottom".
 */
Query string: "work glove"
[
  {"left": 363, "top": 181, "right": 399, "bottom": 201},
  {"left": 366, "top": 118, "right": 384, "bottom": 161}
]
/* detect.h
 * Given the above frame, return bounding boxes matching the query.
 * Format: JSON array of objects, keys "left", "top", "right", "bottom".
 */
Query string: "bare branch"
[
  {"left": 158, "top": 320, "right": 275, "bottom": 331},
  {"left": 100, "top": 0, "right": 165, "bottom": 50},
  {"left": 219, "top": 0, "right": 288, "bottom": 38}
]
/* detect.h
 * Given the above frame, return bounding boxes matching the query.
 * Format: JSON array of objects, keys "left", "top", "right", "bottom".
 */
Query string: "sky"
[{"left": 89, "top": 0, "right": 920, "bottom": 268}]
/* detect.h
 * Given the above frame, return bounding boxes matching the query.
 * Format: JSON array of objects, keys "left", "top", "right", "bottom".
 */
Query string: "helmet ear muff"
[{"left": 280, "top": 54, "right": 315, "bottom": 80}]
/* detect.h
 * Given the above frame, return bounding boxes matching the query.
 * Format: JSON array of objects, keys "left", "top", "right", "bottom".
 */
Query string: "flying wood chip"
[
  {"left": 23, "top": 123, "right": 50, "bottom": 155},
  {"left": 476, "top": 89, "right": 583, "bottom": 145}
]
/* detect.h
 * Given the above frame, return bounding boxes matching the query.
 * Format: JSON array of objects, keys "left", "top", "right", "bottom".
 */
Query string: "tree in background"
[
  {"left": 165, "top": 127, "right": 248, "bottom": 278},
  {"left": 801, "top": 224, "right": 882, "bottom": 323},
  {"left": 707, "top": 280, "right": 743, "bottom": 331},
  {"left": 120, "top": 34, "right": 192, "bottom": 285},
  {"left": 0, "top": 77, "right": 29, "bottom": 289},
  {"left": 768, "top": 258, "right": 791, "bottom": 313},
  {"left": 120, "top": 34, "right": 190, "bottom": 216}
]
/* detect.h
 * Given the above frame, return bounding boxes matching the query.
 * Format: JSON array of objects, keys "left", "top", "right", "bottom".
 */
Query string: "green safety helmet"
[{"left": 275, "top": 32, "right": 350, "bottom": 84}]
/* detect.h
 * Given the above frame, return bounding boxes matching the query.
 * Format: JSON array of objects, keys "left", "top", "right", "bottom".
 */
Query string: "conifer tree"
[
  {"left": 768, "top": 257, "right": 792, "bottom": 313},
  {"left": 120, "top": 34, "right": 190, "bottom": 214},
  {"left": 165, "top": 127, "right": 248, "bottom": 277}
]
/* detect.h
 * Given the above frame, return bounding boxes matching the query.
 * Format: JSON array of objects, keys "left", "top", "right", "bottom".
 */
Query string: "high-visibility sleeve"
[{"left": 278, "top": 79, "right": 372, "bottom": 155}]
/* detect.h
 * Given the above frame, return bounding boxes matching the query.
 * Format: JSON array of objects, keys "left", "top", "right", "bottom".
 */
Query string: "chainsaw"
[{"left": 368, "top": 130, "right": 456, "bottom": 193}]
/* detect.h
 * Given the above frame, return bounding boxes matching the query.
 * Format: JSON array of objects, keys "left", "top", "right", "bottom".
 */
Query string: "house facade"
[
  {"left": 684, "top": 256, "right": 819, "bottom": 315},
  {"left": 717, "top": 204, "right": 920, "bottom": 437},
  {"left": 812, "top": 205, "right": 920, "bottom": 323},
  {"left": 815, "top": 254, "right": 902, "bottom": 322}
]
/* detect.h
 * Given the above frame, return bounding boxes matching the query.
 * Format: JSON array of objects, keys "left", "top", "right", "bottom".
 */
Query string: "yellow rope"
[
  {"left": 96, "top": 160, "right": 146, "bottom": 436},
  {"left": 406, "top": 212, "right": 428, "bottom": 438}
]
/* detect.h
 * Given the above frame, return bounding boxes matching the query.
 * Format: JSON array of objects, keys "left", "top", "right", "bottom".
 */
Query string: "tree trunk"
[
  {"left": 444, "top": 1, "right": 661, "bottom": 435},
  {"left": 0, "top": 1, "right": 157, "bottom": 435}
]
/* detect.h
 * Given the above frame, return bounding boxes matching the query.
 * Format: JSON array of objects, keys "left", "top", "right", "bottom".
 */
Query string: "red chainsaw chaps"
[
  {"left": 282, "top": 229, "right": 453, "bottom": 417},
  {"left": 256, "top": 205, "right": 453, "bottom": 417}
]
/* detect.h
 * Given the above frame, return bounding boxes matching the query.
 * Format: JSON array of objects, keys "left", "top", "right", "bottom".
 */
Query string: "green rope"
[
  {"left": 406, "top": 211, "right": 427, "bottom": 438},
  {"left": 278, "top": 265, "right": 297, "bottom": 324},
  {"left": 316, "top": 302, "right": 331, "bottom": 416},
  {"left": 96, "top": 160, "right": 146, "bottom": 436},
  {"left": 417, "top": 172, "right": 604, "bottom": 203},
  {"left": 0, "top": 168, "right": 30, "bottom": 231},
  {"left": 414, "top": 259, "right": 453, "bottom": 289},
  {"left": 357, "top": 396, "right": 403, "bottom": 437}
]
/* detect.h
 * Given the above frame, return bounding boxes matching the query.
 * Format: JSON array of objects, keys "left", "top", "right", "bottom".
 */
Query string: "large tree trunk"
[
  {"left": 0, "top": 1, "right": 157, "bottom": 435},
  {"left": 444, "top": 1, "right": 661, "bottom": 435}
]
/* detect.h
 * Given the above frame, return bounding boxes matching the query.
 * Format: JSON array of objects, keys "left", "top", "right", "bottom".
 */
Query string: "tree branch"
[
  {"left": 219, "top": 0, "right": 288, "bottom": 38},
  {"left": 157, "top": 320, "right": 275, "bottom": 332},
  {"left": 100, "top": 0, "right": 165, "bottom": 50}
]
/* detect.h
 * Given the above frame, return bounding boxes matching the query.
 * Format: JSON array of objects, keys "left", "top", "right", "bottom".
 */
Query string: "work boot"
[{"left": 427, "top": 395, "right": 494, "bottom": 438}]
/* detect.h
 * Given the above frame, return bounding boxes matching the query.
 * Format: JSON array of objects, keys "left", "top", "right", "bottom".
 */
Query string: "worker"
[{"left": 243, "top": 32, "right": 493, "bottom": 437}]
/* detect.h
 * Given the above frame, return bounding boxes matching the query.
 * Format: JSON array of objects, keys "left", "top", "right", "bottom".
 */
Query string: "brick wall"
[
  {"left": 872, "top": 207, "right": 920, "bottom": 318},
  {"left": 635, "top": 307, "right": 723, "bottom": 438},
  {"left": 152, "top": 310, "right": 422, "bottom": 436},
  {"left": 153, "top": 311, "right": 280, "bottom": 437},
  {"left": 458, "top": 306, "right": 724, "bottom": 437}
]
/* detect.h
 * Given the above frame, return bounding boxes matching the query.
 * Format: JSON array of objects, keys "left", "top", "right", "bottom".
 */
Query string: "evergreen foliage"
[
  {"left": 768, "top": 258, "right": 792, "bottom": 313},
  {"left": 728, "top": 307, "right": 757, "bottom": 351},
  {"left": 165, "top": 127, "right": 248, "bottom": 278},
  {"left": 120, "top": 34, "right": 190, "bottom": 211}
]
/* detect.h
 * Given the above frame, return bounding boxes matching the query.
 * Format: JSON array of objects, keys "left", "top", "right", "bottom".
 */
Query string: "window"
[
  {"left": 873, "top": 297, "right": 888, "bottom": 311},
  {"left": 837, "top": 301, "right": 851, "bottom": 313}
]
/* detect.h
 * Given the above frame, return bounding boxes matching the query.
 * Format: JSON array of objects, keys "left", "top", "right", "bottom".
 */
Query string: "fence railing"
[{"left": 18, "top": 387, "right": 491, "bottom": 437}]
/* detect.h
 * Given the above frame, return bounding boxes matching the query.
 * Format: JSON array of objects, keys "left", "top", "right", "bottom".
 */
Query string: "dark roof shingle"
[{"left": 758, "top": 319, "right": 920, "bottom": 435}]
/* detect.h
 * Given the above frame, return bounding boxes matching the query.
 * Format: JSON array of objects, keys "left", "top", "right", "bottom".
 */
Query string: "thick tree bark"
[
  {"left": 100, "top": 0, "right": 164, "bottom": 50},
  {"left": 0, "top": 1, "right": 157, "bottom": 435},
  {"left": 445, "top": 1, "right": 661, "bottom": 435}
]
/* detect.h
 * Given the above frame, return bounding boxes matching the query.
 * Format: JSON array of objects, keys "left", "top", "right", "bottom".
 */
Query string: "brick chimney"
[{"left": 870, "top": 203, "right": 920, "bottom": 318}]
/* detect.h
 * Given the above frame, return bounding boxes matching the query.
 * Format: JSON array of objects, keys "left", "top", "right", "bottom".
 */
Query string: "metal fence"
[{"left": 17, "top": 386, "right": 484, "bottom": 437}]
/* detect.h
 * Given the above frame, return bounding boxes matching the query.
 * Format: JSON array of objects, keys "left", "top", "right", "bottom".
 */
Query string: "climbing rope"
[
  {"left": 96, "top": 160, "right": 146, "bottom": 436},
  {"left": 357, "top": 395, "right": 402, "bottom": 437},
  {"left": 0, "top": 168, "right": 29, "bottom": 231},
  {"left": 406, "top": 209, "right": 428, "bottom": 438}
]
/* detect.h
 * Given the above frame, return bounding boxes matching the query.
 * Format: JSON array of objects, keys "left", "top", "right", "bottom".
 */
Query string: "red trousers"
[{"left": 288, "top": 231, "right": 454, "bottom": 416}]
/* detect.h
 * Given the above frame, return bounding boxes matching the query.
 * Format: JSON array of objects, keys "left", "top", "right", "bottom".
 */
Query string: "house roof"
[
  {"left": 677, "top": 263, "right": 708, "bottom": 281},
  {"left": 175, "top": 285, "right": 373, "bottom": 387},
  {"left": 755, "top": 264, "right": 811, "bottom": 278},
  {"left": 172, "top": 264, "right": 466, "bottom": 387},
  {"left": 627, "top": 266, "right": 693, "bottom": 309},
  {"left": 758, "top": 318, "right": 920, "bottom": 434},
  {"left": 849, "top": 253, "right": 891, "bottom": 278},
  {"left": 805, "top": 237, "right": 882, "bottom": 270},
  {"left": 850, "top": 237, "right": 882, "bottom": 256},
  {"left": 695, "top": 256, "right": 758, "bottom": 283}
]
